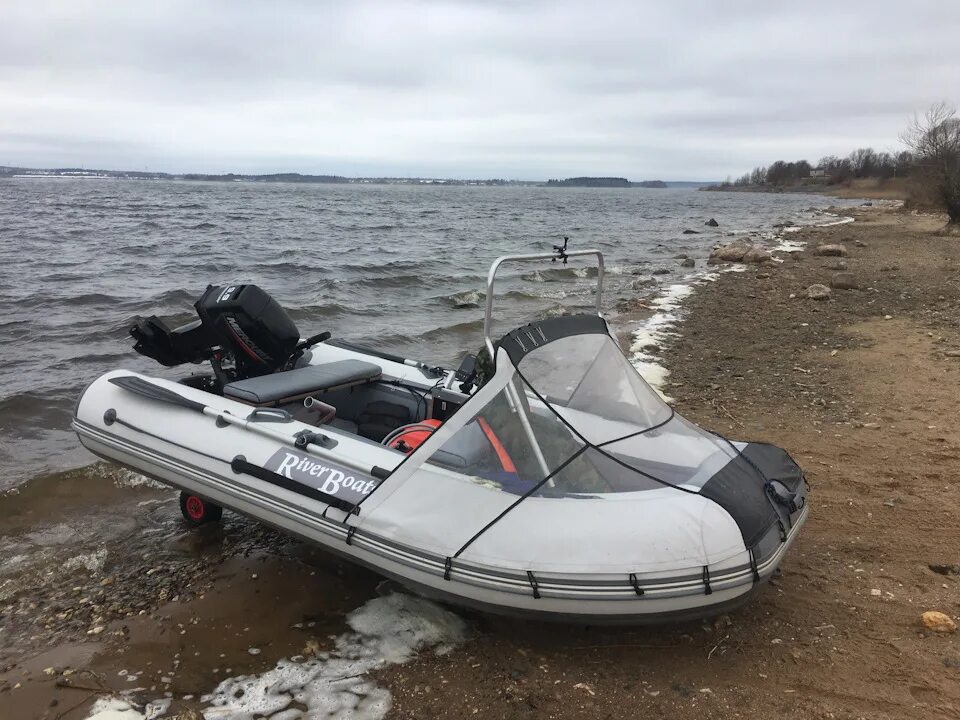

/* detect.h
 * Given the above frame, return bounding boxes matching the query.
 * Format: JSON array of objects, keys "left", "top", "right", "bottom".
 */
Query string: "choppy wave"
[
  {"left": 441, "top": 289, "right": 484, "bottom": 308},
  {"left": 150, "top": 287, "right": 196, "bottom": 307},
  {"left": 286, "top": 303, "right": 351, "bottom": 321},
  {"left": 521, "top": 265, "right": 603, "bottom": 282},
  {"left": 0, "top": 178, "right": 862, "bottom": 489}
]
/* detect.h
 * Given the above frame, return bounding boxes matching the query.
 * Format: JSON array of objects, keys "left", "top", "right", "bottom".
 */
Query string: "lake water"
[{"left": 0, "top": 178, "right": 856, "bottom": 488}]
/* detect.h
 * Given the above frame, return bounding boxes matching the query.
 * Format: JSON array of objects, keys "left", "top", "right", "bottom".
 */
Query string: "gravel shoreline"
[{"left": 3, "top": 205, "right": 960, "bottom": 719}]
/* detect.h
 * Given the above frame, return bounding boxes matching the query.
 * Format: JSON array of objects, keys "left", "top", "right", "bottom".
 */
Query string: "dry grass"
[{"left": 824, "top": 176, "right": 912, "bottom": 200}]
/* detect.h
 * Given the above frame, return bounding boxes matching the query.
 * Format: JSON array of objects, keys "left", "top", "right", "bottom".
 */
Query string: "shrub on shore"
[{"left": 901, "top": 102, "right": 960, "bottom": 227}]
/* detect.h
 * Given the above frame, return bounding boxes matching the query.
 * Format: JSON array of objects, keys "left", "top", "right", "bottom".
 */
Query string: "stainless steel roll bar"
[
  {"left": 481, "top": 247, "right": 605, "bottom": 484},
  {"left": 482, "top": 248, "right": 605, "bottom": 355}
]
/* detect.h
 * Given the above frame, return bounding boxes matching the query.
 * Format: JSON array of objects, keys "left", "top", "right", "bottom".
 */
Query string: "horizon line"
[{"left": 0, "top": 163, "right": 718, "bottom": 185}]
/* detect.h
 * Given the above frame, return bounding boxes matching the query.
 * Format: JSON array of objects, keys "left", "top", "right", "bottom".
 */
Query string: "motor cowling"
[
  {"left": 194, "top": 284, "right": 301, "bottom": 378},
  {"left": 130, "top": 284, "right": 302, "bottom": 380}
]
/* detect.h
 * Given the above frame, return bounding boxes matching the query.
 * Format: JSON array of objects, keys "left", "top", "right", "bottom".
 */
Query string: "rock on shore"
[
  {"left": 830, "top": 272, "right": 859, "bottom": 290},
  {"left": 815, "top": 244, "right": 849, "bottom": 257},
  {"left": 708, "top": 238, "right": 772, "bottom": 265},
  {"left": 921, "top": 611, "right": 957, "bottom": 633}
]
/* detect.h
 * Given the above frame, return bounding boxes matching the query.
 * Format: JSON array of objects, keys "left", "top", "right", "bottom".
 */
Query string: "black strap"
[
  {"left": 346, "top": 526, "right": 358, "bottom": 545},
  {"left": 443, "top": 557, "right": 452, "bottom": 581},
  {"left": 594, "top": 407, "right": 676, "bottom": 449},
  {"left": 452, "top": 446, "right": 587, "bottom": 559},
  {"left": 702, "top": 565, "right": 713, "bottom": 595},
  {"left": 748, "top": 547, "right": 760, "bottom": 583},
  {"left": 526, "top": 570, "right": 541, "bottom": 599},
  {"left": 775, "top": 515, "right": 788, "bottom": 543},
  {"left": 450, "top": 370, "right": 698, "bottom": 561},
  {"left": 629, "top": 573, "right": 645, "bottom": 596},
  {"left": 512, "top": 368, "right": 701, "bottom": 496},
  {"left": 230, "top": 456, "right": 358, "bottom": 514}
]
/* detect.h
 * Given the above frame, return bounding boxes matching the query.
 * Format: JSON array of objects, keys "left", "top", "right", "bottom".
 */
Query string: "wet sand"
[{"left": 3, "top": 205, "right": 960, "bottom": 719}]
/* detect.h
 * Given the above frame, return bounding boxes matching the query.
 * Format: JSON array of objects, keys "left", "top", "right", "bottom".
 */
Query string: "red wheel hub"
[{"left": 185, "top": 495, "right": 205, "bottom": 521}]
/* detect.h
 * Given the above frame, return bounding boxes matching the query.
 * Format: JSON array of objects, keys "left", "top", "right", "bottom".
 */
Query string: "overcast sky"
[{"left": 1, "top": 1, "right": 958, "bottom": 180}]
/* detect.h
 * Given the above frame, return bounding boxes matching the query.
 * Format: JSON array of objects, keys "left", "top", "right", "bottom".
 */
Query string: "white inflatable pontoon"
[{"left": 73, "top": 246, "right": 808, "bottom": 623}]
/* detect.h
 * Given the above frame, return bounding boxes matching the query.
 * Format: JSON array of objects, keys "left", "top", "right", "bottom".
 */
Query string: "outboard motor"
[
  {"left": 194, "top": 284, "right": 300, "bottom": 378},
  {"left": 130, "top": 284, "right": 304, "bottom": 386}
]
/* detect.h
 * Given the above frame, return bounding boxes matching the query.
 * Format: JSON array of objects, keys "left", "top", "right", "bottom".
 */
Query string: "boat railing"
[
  {"left": 483, "top": 246, "right": 605, "bottom": 356},
  {"left": 482, "top": 244, "right": 604, "bottom": 484}
]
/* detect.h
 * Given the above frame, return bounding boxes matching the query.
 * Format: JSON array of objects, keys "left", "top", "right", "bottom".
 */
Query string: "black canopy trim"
[
  {"left": 497, "top": 314, "right": 609, "bottom": 365},
  {"left": 699, "top": 439, "right": 805, "bottom": 548}
]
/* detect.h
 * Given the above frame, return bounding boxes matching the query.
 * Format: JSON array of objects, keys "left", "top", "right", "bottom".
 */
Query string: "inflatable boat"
[{"left": 73, "top": 245, "right": 808, "bottom": 623}]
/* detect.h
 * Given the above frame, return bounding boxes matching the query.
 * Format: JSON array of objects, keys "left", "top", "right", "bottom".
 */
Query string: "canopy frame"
[
  {"left": 482, "top": 248, "right": 604, "bottom": 357},
  {"left": 482, "top": 248, "right": 604, "bottom": 480}
]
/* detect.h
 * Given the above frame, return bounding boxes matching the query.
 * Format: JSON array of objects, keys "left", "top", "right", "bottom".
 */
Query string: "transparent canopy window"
[
  {"left": 517, "top": 333, "right": 672, "bottom": 444},
  {"left": 427, "top": 328, "right": 738, "bottom": 497}
]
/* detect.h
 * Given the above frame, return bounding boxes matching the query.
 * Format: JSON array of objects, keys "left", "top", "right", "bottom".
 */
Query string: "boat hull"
[{"left": 74, "top": 399, "right": 808, "bottom": 625}]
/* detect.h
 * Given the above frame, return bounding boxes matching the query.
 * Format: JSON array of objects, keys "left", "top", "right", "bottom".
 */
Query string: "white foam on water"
[
  {"left": 84, "top": 697, "right": 169, "bottom": 720},
  {"left": 447, "top": 289, "right": 483, "bottom": 308},
  {"left": 626, "top": 206, "right": 859, "bottom": 401},
  {"left": 64, "top": 547, "right": 108, "bottom": 573},
  {"left": 772, "top": 213, "right": 854, "bottom": 254},
  {"left": 201, "top": 592, "right": 467, "bottom": 720},
  {"left": 818, "top": 215, "right": 855, "bottom": 227},
  {"left": 629, "top": 284, "right": 695, "bottom": 402},
  {"left": 85, "top": 698, "right": 144, "bottom": 720},
  {"left": 112, "top": 469, "right": 166, "bottom": 490},
  {"left": 773, "top": 235, "right": 805, "bottom": 253}
]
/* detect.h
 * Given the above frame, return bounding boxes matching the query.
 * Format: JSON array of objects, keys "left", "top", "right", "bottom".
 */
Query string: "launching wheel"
[{"left": 179, "top": 492, "right": 223, "bottom": 526}]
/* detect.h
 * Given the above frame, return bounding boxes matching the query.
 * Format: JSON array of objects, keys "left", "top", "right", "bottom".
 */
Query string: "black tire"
[{"left": 179, "top": 491, "right": 223, "bottom": 526}]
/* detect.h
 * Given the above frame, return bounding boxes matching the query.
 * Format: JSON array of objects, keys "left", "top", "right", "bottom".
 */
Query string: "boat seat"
[{"left": 223, "top": 360, "right": 382, "bottom": 406}]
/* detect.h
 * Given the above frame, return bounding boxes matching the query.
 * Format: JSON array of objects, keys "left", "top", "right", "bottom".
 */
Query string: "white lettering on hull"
[{"left": 264, "top": 449, "right": 381, "bottom": 505}]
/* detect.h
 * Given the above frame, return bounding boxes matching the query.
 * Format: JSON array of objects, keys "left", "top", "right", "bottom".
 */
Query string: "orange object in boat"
[{"left": 388, "top": 419, "right": 443, "bottom": 454}]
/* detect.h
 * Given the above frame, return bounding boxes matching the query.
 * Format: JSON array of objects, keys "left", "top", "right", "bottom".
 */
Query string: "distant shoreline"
[{"left": 1, "top": 166, "right": 714, "bottom": 189}]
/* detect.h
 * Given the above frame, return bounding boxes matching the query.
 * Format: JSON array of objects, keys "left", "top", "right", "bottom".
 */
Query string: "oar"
[
  {"left": 325, "top": 339, "right": 445, "bottom": 378},
  {"left": 107, "top": 375, "right": 392, "bottom": 479}
]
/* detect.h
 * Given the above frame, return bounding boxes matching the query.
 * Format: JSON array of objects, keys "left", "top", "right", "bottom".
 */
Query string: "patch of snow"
[{"left": 202, "top": 592, "right": 467, "bottom": 720}]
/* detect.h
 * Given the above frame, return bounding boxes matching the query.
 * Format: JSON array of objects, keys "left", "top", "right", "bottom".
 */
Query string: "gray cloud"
[{"left": 1, "top": 0, "right": 957, "bottom": 179}]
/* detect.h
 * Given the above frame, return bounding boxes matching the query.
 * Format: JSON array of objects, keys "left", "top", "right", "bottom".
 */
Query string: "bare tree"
[{"left": 901, "top": 102, "right": 960, "bottom": 226}]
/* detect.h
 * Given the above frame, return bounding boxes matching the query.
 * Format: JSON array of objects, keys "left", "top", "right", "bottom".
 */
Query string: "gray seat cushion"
[{"left": 224, "top": 360, "right": 381, "bottom": 405}]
